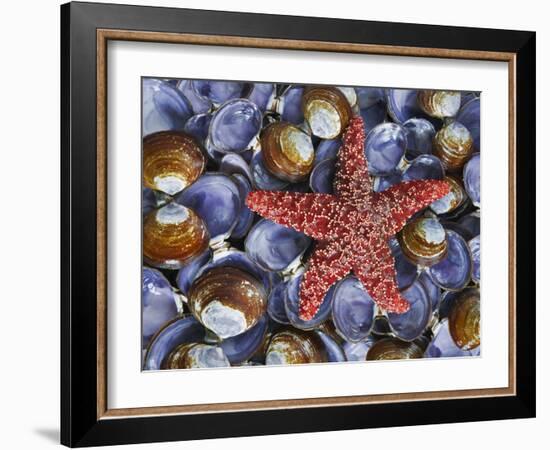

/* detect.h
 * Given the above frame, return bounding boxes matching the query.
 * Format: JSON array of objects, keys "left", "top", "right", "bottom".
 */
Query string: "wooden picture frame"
[{"left": 61, "top": 1, "right": 535, "bottom": 446}]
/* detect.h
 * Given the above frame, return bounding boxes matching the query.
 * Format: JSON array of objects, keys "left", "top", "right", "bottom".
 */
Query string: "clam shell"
[
  {"left": 284, "top": 270, "right": 335, "bottom": 330},
  {"left": 176, "top": 173, "right": 241, "bottom": 244},
  {"left": 388, "top": 237, "right": 419, "bottom": 290},
  {"left": 142, "top": 267, "right": 179, "bottom": 346},
  {"left": 191, "top": 80, "right": 246, "bottom": 106},
  {"left": 314, "top": 138, "right": 341, "bottom": 165},
  {"left": 457, "top": 210, "right": 480, "bottom": 239},
  {"left": 230, "top": 174, "right": 255, "bottom": 239},
  {"left": 386, "top": 89, "right": 438, "bottom": 125},
  {"left": 373, "top": 172, "right": 403, "bottom": 193},
  {"left": 188, "top": 266, "right": 267, "bottom": 339},
  {"left": 247, "top": 83, "right": 276, "bottom": 112},
  {"left": 427, "top": 230, "right": 472, "bottom": 291},
  {"left": 277, "top": 85, "right": 305, "bottom": 124},
  {"left": 245, "top": 219, "right": 311, "bottom": 272},
  {"left": 208, "top": 99, "right": 262, "bottom": 154},
  {"left": 456, "top": 97, "right": 480, "bottom": 151},
  {"left": 176, "top": 80, "right": 212, "bottom": 114},
  {"left": 366, "top": 337, "right": 424, "bottom": 360},
  {"left": 302, "top": 86, "right": 352, "bottom": 139},
  {"left": 356, "top": 87, "right": 386, "bottom": 110},
  {"left": 163, "top": 343, "right": 230, "bottom": 369},
  {"left": 219, "top": 153, "right": 254, "bottom": 184},
  {"left": 331, "top": 276, "right": 376, "bottom": 343},
  {"left": 261, "top": 122, "right": 315, "bottom": 182},
  {"left": 310, "top": 158, "right": 336, "bottom": 194},
  {"left": 425, "top": 319, "right": 480, "bottom": 358},
  {"left": 430, "top": 175, "right": 467, "bottom": 216},
  {"left": 359, "top": 100, "right": 387, "bottom": 134},
  {"left": 250, "top": 150, "right": 289, "bottom": 191},
  {"left": 267, "top": 279, "right": 291, "bottom": 324},
  {"left": 265, "top": 328, "right": 327, "bottom": 365},
  {"left": 315, "top": 330, "right": 346, "bottom": 362},
  {"left": 468, "top": 235, "right": 481, "bottom": 284},
  {"left": 144, "top": 315, "right": 205, "bottom": 370},
  {"left": 183, "top": 113, "right": 212, "bottom": 144},
  {"left": 418, "top": 271, "right": 442, "bottom": 311},
  {"left": 220, "top": 314, "right": 269, "bottom": 364},
  {"left": 364, "top": 123, "right": 407, "bottom": 176},
  {"left": 403, "top": 118, "right": 436, "bottom": 158},
  {"left": 175, "top": 248, "right": 212, "bottom": 296},
  {"left": 463, "top": 153, "right": 480, "bottom": 207},
  {"left": 417, "top": 90, "right": 461, "bottom": 118},
  {"left": 398, "top": 217, "right": 448, "bottom": 266},
  {"left": 343, "top": 337, "right": 376, "bottom": 361},
  {"left": 402, "top": 154, "right": 444, "bottom": 182},
  {"left": 143, "top": 131, "right": 206, "bottom": 196},
  {"left": 448, "top": 288, "right": 480, "bottom": 350},
  {"left": 142, "top": 78, "right": 193, "bottom": 136},
  {"left": 433, "top": 122, "right": 474, "bottom": 171},
  {"left": 143, "top": 203, "right": 210, "bottom": 270},
  {"left": 387, "top": 280, "right": 432, "bottom": 341}
]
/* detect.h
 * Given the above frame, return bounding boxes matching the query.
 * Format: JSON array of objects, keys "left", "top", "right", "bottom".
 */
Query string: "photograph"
[{"left": 141, "top": 80, "right": 482, "bottom": 371}]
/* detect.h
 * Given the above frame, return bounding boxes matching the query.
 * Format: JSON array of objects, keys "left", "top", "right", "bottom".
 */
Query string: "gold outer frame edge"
[{"left": 96, "top": 29, "right": 517, "bottom": 420}]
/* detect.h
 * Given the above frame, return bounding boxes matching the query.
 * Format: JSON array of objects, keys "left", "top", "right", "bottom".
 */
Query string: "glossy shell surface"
[
  {"left": 398, "top": 217, "right": 448, "bottom": 266},
  {"left": 433, "top": 122, "right": 474, "bottom": 171},
  {"left": 417, "top": 90, "right": 461, "bottom": 118},
  {"left": 448, "top": 288, "right": 480, "bottom": 350},
  {"left": 302, "top": 86, "right": 352, "bottom": 139},
  {"left": 266, "top": 328, "right": 327, "bottom": 365},
  {"left": 366, "top": 337, "right": 424, "bottom": 361}
]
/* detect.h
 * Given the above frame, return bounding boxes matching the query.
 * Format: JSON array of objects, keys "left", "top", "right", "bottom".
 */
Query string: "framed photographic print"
[{"left": 60, "top": 1, "right": 536, "bottom": 447}]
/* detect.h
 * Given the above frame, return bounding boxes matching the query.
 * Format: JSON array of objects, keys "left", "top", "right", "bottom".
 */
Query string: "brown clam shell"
[
  {"left": 261, "top": 122, "right": 314, "bottom": 182},
  {"left": 432, "top": 122, "right": 474, "bottom": 171},
  {"left": 429, "top": 175, "right": 467, "bottom": 215},
  {"left": 143, "top": 131, "right": 206, "bottom": 195},
  {"left": 302, "top": 86, "right": 352, "bottom": 139},
  {"left": 188, "top": 267, "right": 267, "bottom": 339},
  {"left": 366, "top": 337, "right": 425, "bottom": 361},
  {"left": 162, "top": 343, "right": 229, "bottom": 369},
  {"left": 448, "top": 288, "right": 480, "bottom": 350},
  {"left": 143, "top": 202, "right": 209, "bottom": 269},
  {"left": 398, "top": 217, "right": 448, "bottom": 266},
  {"left": 417, "top": 90, "right": 461, "bottom": 118},
  {"left": 266, "top": 328, "right": 327, "bottom": 365}
]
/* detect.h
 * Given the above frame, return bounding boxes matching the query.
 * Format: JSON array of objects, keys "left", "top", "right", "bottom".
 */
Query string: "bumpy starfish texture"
[{"left": 247, "top": 116, "right": 450, "bottom": 321}]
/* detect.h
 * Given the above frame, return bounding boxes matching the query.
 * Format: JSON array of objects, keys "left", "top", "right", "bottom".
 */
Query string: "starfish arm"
[
  {"left": 246, "top": 190, "right": 339, "bottom": 240},
  {"left": 375, "top": 179, "right": 450, "bottom": 236},
  {"left": 352, "top": 241, "right": 411, "bottom": 313},
  {"left": 334, "top": 116, "right": 372, "bottom": 197},
  {"left": 299, "top": 241, "right": 351, "bottom": 320}
]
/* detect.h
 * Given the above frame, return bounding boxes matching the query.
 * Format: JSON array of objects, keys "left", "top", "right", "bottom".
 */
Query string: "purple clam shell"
[
  {"left": 142, "top": 78, "right": 193, "bottom": 137},
  {"left": 364, "top": 123, "right": 407, "bottom": 176},
  {"left": 463, "top": 153, "right": 480, "bottom": 206},
  {"left": 245, "top": 219, "right": 311, "bottom": 272},
  {"left": 457, "top": 211, "right": 480, "bottom": 239},
  {"left": 220, "top": 314, "right": 269, "bottom": 364},
  {"left": 247, "top": 83, "right": 276, "bottom": 112},
  {"left": 196, "top": 249, "right": 271, "bottom": 293},
  {"left": 356, "top": 87, "right": 386, "bottom": 110},
  {"left": 250, "top": 151, "right": 289, "bottom": 191},
  {"left": 142, "top": 267, "right": 179, "bottom": 346},
  {"left": 220, "top": 153, "right": 254, "bottom": 184},
  {"left": 456, "top": 97, "right": 480, "bottom": 151},
  {"left": 387, "top": 280, "right": 431, "bottom": 341},
  {"left": 427, "top": 230, "right": 472, "bottom": 291},
  {"left": 314, "top": 138, "right": 342, "bottom": 165},
  {"left": 284, "top": 272, "right": 335, "bottom": 329},
  {"left": 230, "top": 174, "right": 256, "bottom": 239},
  {"left": 343, "top": 338, "right": 376, "bottom": 361},
  {"left": 418, "top": 271, "right": 442, "bottom": 311},
  {"left": 176, "top": 80, "right": 212, "bottom": 114},
  {"left": 175, "top": 249, "right": 213, "bottom": 296},
  {"left": 425, "top": 320, "right": 480, "bottom": 358},
  {"left": 176, "top": 173, "right": 241, "bottom": 242},
  {"left": 388, "top": 237, "right": 419, "bottom": 290},
  {"left": 403, "top": 118, "right": 436, "bottom": 158},
  {"left": 316, "top": 330, "right": 346, "bottom": 362},
  {"left": 469, "top": 235, "right": 481, "bottom": 283},
  {"left": 143, "top": 187, "right": 157, "bottom": 216},
  {"left": 208, "top": 99, "right": 262, "bottom": 154},
  {"left": 438, "top": 290, "right": 461, "bottom": 320},
  {"left": 183, "top": 113, "right": 212, "bottom": 144},
  {"left": 279, "top": 85, "right": 304, "bottom": 124},
  {"left": 267, "top": 279, "right": 290, "bottom": 324},
  {"left": 144, "top": 316, "right": 205, "bottom": 370},
  {"left": 359, "top": 101, "right": 387, "bottom": 134},
  {"left": 386, "top": 89, "right": 436, "bottom": 124},
  {"left": 331, "top": 276, "right": 376, "bottom": 343},
  {"left": 373, "top": 172, "right": 403, "bottom": 193},
  {"left": 402, "top": 154, "right": 445, "bottom": 182},
  {"left": 460, "top": 92, "right": 478, "bottom": 107},
  {"left": 310, "top": 158, "right": 336, "bottom": 194},
  {"left": 191, "top": 80, "right": 246, "bottom": 105}
]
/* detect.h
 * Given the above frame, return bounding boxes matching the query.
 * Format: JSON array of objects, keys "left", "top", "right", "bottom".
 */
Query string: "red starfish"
[{"left": 247, "top": 116, "right": 450, "bottom": 321}]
